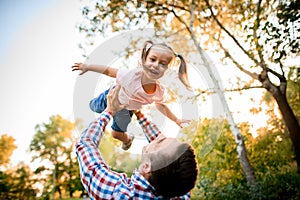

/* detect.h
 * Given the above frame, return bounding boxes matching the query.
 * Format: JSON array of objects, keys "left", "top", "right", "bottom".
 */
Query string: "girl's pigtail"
[
  {"left": 141, "top": 40, "right": 153, "bottom": 64},
  {"left": 177, "top": 54, "right": 191, "bottom": 90}
]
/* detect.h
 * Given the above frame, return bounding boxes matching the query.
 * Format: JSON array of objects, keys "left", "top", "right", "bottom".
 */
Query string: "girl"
[{"left": 72, "top": 40, "right": 191, "bottom": 150}]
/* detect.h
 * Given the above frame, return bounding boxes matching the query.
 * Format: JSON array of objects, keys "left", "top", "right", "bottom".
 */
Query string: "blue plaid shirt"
[{"left": 76, "top": 111, "right": 191, "bottom": 200}]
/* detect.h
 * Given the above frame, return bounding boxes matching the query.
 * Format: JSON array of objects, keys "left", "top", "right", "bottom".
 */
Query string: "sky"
[
  {"left": 0, "top": 0, "right": 273, "bottom": 168},
  {"left": 0, "top": 0, "right": 83, "bottom": 166}
]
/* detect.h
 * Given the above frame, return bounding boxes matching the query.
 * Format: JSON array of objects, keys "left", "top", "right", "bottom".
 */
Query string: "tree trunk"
[
  {"left": 192, "top": 39, "right": 257, "bottom": 185},
  {"left": 52, "top": 164, "right": 56, "bottom": 200},
  {"left": 273, "top": 92, "right": 300, "bottom": 174},
  {"left": 260, "top": 70, "right": 300, "bottom": 174}
]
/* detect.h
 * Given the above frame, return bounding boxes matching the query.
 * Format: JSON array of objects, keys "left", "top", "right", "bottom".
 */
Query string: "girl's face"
[{"left": 142, "top": 46, "right": 173, "bottom": 82}]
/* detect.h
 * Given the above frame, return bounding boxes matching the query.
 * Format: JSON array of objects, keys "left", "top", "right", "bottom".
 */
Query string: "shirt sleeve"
[
  {"left": 137, "top": 112, "right": 161, "bottom": 142},
  {"left": 116, "top": 68, "right": 129, "bottom": 85},
  {"left": 137, "top": 114, "right": 192, "bottom": 200},
  {"left": 75, "top": 111, "right": 123, "bottom": 199}
]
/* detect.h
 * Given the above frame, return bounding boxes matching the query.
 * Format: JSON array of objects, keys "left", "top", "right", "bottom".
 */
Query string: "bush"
[{"left": 194, "top": 172, "right": 300, "bottom": 200}]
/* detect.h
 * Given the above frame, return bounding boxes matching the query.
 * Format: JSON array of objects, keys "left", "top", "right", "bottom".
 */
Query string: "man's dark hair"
[{"left": 148, "top": 144, "right": 198, "bottom": 198}]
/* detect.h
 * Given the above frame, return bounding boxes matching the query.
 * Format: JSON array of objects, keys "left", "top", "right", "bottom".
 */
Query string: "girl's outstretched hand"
[
  {"left": 71, "top": 63, "right": 88, "bottom": 75},
  {"left": 175, "top": 119, "right": 191, "bottom": 128}
]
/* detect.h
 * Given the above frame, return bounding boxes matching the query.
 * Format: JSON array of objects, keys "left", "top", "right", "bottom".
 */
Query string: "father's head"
[{"left": 139, "top": 134, "right": 198, "bottom": 198}]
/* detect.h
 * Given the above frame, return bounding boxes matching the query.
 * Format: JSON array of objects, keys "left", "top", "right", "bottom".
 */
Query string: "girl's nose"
[{"left": 152, "top": 62, "right": 159, "bottom": 68}]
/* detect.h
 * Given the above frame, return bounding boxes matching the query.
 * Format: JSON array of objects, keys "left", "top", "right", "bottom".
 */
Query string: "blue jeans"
[{"left": 89, "top": 88, "right": 133, "bottom": 132}]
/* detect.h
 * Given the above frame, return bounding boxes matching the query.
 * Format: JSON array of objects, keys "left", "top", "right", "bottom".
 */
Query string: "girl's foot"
[{"left": 122, "top": 135, "right": 134, "bottom": 150}]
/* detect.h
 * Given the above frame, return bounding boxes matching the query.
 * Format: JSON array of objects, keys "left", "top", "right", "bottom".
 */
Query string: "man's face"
[
  {"left": 141, "top": 134, "right": 185, "bottom": 171},
  {"left": 142, "top": 134, "right": 175, "bottom": 154}
]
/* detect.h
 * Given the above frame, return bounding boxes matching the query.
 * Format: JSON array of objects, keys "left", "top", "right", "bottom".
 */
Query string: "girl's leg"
[
  {"left": 111, "top": 110, "right": 134, "bottom": 150},
  {"left": 111, "top": 130, "right": 134, "bottom": 150},
  {"left": 89, "top": 88, "right": 110, "bottom": 113}
]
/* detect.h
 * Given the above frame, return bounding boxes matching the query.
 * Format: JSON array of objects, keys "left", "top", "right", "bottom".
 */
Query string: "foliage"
[
  {"left": 30, "top": 115, "right": 85, "bottom": 199},
  {"left": 188, "top": 80, "right": 300, "bottom": 199},
  {"left": 0, "top": 134, "right": 16, "bottom": 166},
  {"left": 188, "top": 119, "right": 246, "bottom": 198},
  {"left": 263, "top": 0, "right": 300, "bottom": 61},
  {"left": 78, "top": 0, "right": 299, "bottom": 63},
  {"left": 0, "top": 163, "right": 37, "bottom": 200},
  {"left": 287, "top": 67, "right": 300, "bottom": 123},
  {"left": 193, "top": 172, "right": 300, "bottom": 200},
  {"left": 99, "top": 129, "right": 141, "bottom": 175}
]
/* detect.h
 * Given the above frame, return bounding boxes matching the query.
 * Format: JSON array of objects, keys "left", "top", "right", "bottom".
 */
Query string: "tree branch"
[
  {"left": 218, "top": 38, "right": 259, "bottom": 80},
  {"left": 164, "top": 28, "right": 186, "bottom": 37},
  {"left": 266, "top": 66, "right": 285, "bottom": 81},
  {"left": 203, "top": 0, "right": 260, "bottom": 67},
  {"left": 193, "top": 85, "right": 264, "bottom": 97},
  {"left": 142, "top": 0, "right": 190, "bottom": 12},
  {"left": 254, "top": 0, "right": 268, "bottom": 70},
  {"left": 224, "top": 85, "right": 264, "bottom": 92},
  {"left": 190, "top": 0, "right": 195, "bottom": 30}
]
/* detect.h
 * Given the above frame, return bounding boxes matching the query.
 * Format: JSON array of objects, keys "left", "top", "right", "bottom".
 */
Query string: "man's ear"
[{"left": 141, "top": 160, "right": 151, "bottom": 175}]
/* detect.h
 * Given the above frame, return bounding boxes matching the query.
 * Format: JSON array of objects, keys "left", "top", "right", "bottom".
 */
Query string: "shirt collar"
[{"left": 132, "top": 169, "right": 157, "bottom": 194}]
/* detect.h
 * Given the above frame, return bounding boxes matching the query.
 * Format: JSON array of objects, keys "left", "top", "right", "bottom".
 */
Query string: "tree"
[
  {"left": 188, "top": 119, "right": 250, "bottom": 198},
  {"left": 0, "top": 135, "right": 37, "bottom": 199},
  {"left": 186, "top": 114, "right": 299, "bottom": 199},
  {"left": 0, "top": 163, "right": 37, "bottom": 200},
  {"left": 201, "top": 0, "right": 300, "bottom": 174},
  {"left": 287, "top": 67, "right": 300, "bottom": 123},
  {"left": 12, "top": 163, "right": 38, "bottom": 199},
  {"left": 0, "top": 134, "right": 16, "bottom": 167},
  {"left": 77, "top": 0, "right": 300, "bottom": 175},
  {"left": 30, "top": 115, "right": 82, "bottom": 199},
  {"left": 251, "top": 66, "right": 300, "bottom": 173}
]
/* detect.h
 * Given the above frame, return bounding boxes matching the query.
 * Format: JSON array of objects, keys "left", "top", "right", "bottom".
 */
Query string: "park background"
[{"left": 0, "top": 0, "right": 299, "bottom": 199}]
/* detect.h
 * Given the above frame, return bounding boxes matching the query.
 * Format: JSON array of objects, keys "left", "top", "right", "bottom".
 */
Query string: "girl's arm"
[
  {"left": 155, "top": 103, "right": 190, "bottom": 128},
  {"left": 71, "top": 63, "right": 118, "bottom": 78}
]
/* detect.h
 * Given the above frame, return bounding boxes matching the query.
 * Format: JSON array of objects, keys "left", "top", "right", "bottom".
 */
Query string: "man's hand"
[{"left": 105, "top": 85, "right": 126, "bottom": 115}]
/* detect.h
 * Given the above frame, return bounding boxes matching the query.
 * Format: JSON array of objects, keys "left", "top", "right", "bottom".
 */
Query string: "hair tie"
[
  {"left": 174, "top": 52, "right": 179, "bottom": 57},
  {"left": 145, "top": 43, "right": 152, "bottom": 53}
]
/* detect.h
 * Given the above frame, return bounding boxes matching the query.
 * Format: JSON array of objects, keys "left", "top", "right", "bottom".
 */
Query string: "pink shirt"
[{"left": 116, "top": 68, "right": 165, "bottom": 110}]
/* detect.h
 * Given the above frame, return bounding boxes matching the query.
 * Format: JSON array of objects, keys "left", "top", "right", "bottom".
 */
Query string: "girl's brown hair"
[{"left": 141, "top": 40, "right": 191, "bottom": 90}]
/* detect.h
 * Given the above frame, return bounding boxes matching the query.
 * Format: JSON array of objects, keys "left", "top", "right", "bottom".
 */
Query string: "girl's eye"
[
  {"left": 160, "top": 63, "right": 167, "bottom": 68},
  {"left": 150, "top": 58, "right": 155, "bottom": 62}
]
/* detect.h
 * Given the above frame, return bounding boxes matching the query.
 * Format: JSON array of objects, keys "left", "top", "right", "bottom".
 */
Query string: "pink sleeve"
[{"left": 116, "top": 68, "right": 127, "bottom": 85}]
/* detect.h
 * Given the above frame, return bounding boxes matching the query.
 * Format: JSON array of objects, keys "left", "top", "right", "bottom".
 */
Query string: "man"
[{"left": 76, "top": 85, "right": 198, "bottom": 199}]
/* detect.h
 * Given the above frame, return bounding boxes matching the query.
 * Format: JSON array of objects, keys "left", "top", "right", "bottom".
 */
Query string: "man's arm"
[
  {"left": 134, "top": 110, "right": 161, "bottom": 142},
  {"left": 135, "top": 111, "right": 192, "bottom": 199},
  {"left": 75, "top": 111, "right": 113, "bottom": 194},
  {"left": 75, "top": 86, "right": 126, "bottom": 198}
]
